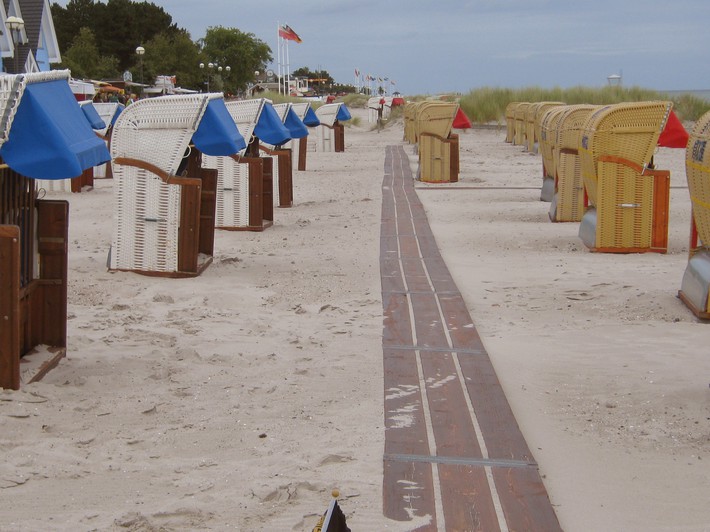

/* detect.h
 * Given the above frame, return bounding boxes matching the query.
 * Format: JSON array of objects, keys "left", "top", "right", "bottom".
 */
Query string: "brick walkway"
[{"left": 381, "top": 145, "right": 562, "bottom": 531}]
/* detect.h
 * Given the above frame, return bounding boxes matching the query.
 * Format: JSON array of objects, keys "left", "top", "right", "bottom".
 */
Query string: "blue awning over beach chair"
[
  {"left": 192, "top": 98, "right": 247, "bottom": 156},
  {"left": 0, "top": 78, "right": 111, "bottom": 180},
  {"left": 302, "top": 107, "right": 321, "bottom": 127},
  {"left": 284, "top": 107, "right": 309, "bottom": 139},
  {"left": 80, "top": 102, "right": 107, "bottom": 130},
  {"left": 337, "top": 104, "right": 352, "bottom": 121},
  {"left": 254, "top": 102, "right": 291, "bottom": 146}
]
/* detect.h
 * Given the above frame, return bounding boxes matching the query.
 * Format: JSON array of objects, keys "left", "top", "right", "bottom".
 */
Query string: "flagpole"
[
  {"left": 286, "top": 39, "right": 291, "bottom": 95},
  {"left": 276, "top": 22, "right": 281, "bottom": 95}
]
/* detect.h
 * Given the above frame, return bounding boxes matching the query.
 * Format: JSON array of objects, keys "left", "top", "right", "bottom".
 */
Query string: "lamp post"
[
  {"left": 135, "top": 45, "right": 145, "bottom": 85},
  {"left": 6, "top": 16, "right": 24, "bottom": 73}
]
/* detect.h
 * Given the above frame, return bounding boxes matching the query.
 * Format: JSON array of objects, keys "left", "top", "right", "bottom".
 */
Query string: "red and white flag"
[{"left": 279, "top": 24, "right": 302, "bottom": 43}]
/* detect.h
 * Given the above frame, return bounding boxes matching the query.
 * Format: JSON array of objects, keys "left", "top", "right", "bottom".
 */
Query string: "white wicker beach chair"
[
  {"left": 202, "top": 98, "right": 274, "bottom": 231},
  {"left": 314, "top": 103, "right": 345, "bottom": 152},
  {"left": 109, "top": 93, "right": 218, "bottom": 276},
  {"left": 289, "top": 102, "right": 314, "bottom": 171}
]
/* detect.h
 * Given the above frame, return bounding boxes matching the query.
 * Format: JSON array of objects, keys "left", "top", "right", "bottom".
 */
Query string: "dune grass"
[{"left": 453, "top": 86, "right": 710, "bottom": 124}]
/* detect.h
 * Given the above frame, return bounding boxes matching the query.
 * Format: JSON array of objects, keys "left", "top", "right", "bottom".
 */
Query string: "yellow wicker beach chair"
[
  {"left": 505, "top": 102, "right": 519, "bottom": 143},
  {"left": 533, "top": 102, "right": 565, "bottom": 156},
  {"left": 513, "top": 102, "right": 530, "bottom": 147},
  {"left": 404, "top": 101, "right": 418, "bottom": 144},
  {"left": 678, "top": 110, "right": 710, "bottom": 318},
  {"left": 538, "top": 106, "right": 569, "bottom": 202},
  {"left": 549, "top": 105, "right": 599, "bottom": 221},
  {"left": 578, "top": 101, "right": 673, "bottom": 253},
  {"left": 110, "top": 94, "right": 222, "bottom": 276},
  {"left": 416, "top": 101, "right": 459, "bottom": 183}
]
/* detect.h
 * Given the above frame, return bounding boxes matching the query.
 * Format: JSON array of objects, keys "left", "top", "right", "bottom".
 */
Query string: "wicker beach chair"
[
  {"left": 538, "top": 106, "right": 568, "bottom": 201},
  {"left": 548, "top": 105, "right": 599, "bottom": 221},
  {"left": 533, "top": 102, "right": 565, "bottom": 156},
  {"left": 89, "top": 102, "right": 124, "bottom": 179},
  {"left": 416, "top": 101, "right": 459, "bottom": 183},
  {"left": 110, "top": 93, "right": 242, "bottom": 276},
  {"left": 289, "top": 101, "right": 317, "bottom": 171},
  {"left": 513, "top": 102, "right": 530, "bottom": 147},
  {"left": 504, "top": 102, "right": 519, "bottom": 143},
  {"left": 1, "top": 70, "right": 111, "bottom": 389},
  {"left": 578, "top": 101, "right": 673, "bottom": 253},
  {"left": 678, "top": 110, "right": 710, "bottom": 318},
  {"left": 314, "top": 103, "right": 351, "bottom": 152},
  {"left": 202, "top": 98, "right": 288, "bottom": 230}
]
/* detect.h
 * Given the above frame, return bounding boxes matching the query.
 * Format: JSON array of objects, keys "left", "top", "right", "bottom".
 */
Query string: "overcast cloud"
[{"left": 67, "top": 0, "right": 710, "bottom": 94}]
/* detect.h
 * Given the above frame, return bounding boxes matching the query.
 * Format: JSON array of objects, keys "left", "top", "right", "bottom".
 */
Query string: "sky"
[{"left": 64, "top": 0, "right": 710, "bottom": 95}]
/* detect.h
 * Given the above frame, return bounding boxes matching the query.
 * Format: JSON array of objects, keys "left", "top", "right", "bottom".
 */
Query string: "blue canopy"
[
  {"left": 80, "top": 102, "right": 107, "bottom": 130},
  {"left": 336, "top": 104, "right": 352, "bottom": 121},
  {"left": 0, "top": 79, "right": 111, "bottom": 180},
  {"left": 192, "top": 98, "right": 246, "bottom": 156},
  {"left": 283, "top": 107, "right": 309, "bottom": 139},
  {"left": 254, "top": 102, "right": 291, "bottom": 146},
  {"left": 302, "top": 107, "right": 321, "bottom": 127},
  {"left": 109, "top": 104, "right": 125, "bottom": 126}
]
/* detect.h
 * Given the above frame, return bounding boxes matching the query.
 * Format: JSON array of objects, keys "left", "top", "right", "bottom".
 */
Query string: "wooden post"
[
  {"left": 35, "top": 200, "right": 69, "bottom": 349},
  {"left": 298, "top": 137, "right": 307, "bottom": 171},
  {"left": 0, "top": 225, "right": 21, "bottom": 390},
  {"left": 198, "top": 167, "right": 217, "bottom": 256},
  {"left": 177, "top": 183, "right": 201, "bottom": 274},
  {"left": 274, "top": 149, "right": 293, "bottom": 208},
  {"left": 334, "top": 122, "right": 345, "bottom": 152}
]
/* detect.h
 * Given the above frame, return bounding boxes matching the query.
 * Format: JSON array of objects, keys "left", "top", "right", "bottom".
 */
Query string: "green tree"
[
  {"left": 59, "top": 26, "right": 119, "bottom": 79},
  {"left": 200, "top": 26, "right": 272, "bottom": 93},
  {"left": 52, "top": 0, "right": 179, "bottom": 71},
  {"left": 143, "top": 29, "right": 201, "bottom": 90}
]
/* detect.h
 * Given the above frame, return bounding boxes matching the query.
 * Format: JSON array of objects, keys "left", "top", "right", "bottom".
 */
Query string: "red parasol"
[
  {"left": 452, "top": 107, "right": 472, "bottom": 129},
  {"left": 658, "top": 110, "right": 689, "bottom": 148}
]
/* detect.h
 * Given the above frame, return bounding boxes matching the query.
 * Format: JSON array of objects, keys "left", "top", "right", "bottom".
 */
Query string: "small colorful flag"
[
  {"left": 279, "top": 24, "right": 302, "bottom": 43},
  {"left": 354, "top": 68, "right": 360, "bottom": 77}
]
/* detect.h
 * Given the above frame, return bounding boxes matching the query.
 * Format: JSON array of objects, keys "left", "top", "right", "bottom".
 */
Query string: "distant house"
[{"left": 2, "top": 0, "right": 61, "bottom": 74}]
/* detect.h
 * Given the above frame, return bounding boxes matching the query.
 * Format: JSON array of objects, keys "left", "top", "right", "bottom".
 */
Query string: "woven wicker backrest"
[
  {"left": 686, "top": 110, "right": 710, "bottom": 246},
  {"left": 539, "top": 106, "right": 568, "bottom": 177},
  {"left": 290, "top": 102, "right": 311, "bottom": 120},
  {"left": 271, "top": 102, "right": 291, "bottom": 122},
  {"left": 579, "top": 101, "right": 672, "bottom": 204},
  {"left": 556, "top": 105, "right": 599, "bottom": 152},
  {"left": 514, "top": 102, "right": 530, "bottom": 146},
  {"left": 111, "top": 94, "right": 210, "bottom": 175},
  {"left": 0, "top": 74, "right": 25, "bottom": 147},
  {"left": 416, "top": 101, "right": 457, "bottom": 139},
  {"left": 534, "top": 102, "right": 565, "bottom": 150},
  {"left": 315, "top": 103, "right": 341, "bottom": 127},
  {"left": 505, "top": 102, "right": 519, "bottom": 142},
  {"left": 225, "top": 98, "right": 266, "bottom": 148}
]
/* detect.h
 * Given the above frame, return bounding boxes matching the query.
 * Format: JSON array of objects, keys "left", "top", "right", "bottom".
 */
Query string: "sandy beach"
[{"left": 2, "top": 105, "right": 709, "bottom": 531}]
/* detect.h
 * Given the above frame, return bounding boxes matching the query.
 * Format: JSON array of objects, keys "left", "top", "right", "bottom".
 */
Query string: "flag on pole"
[
  {"left": 279, "top": 24, "right": 302, "bottom": 43},
  {"left": 355, "top": 68, "right": 360, "bottom": 77}
]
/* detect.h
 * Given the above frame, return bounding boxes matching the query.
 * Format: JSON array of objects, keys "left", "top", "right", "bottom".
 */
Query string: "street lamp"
[
  {"left": 6, "top": 16, "right": 24, "bottom": 73},
  {"left": 135, "top": 45, "right": 145, "bottom": 85}
]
